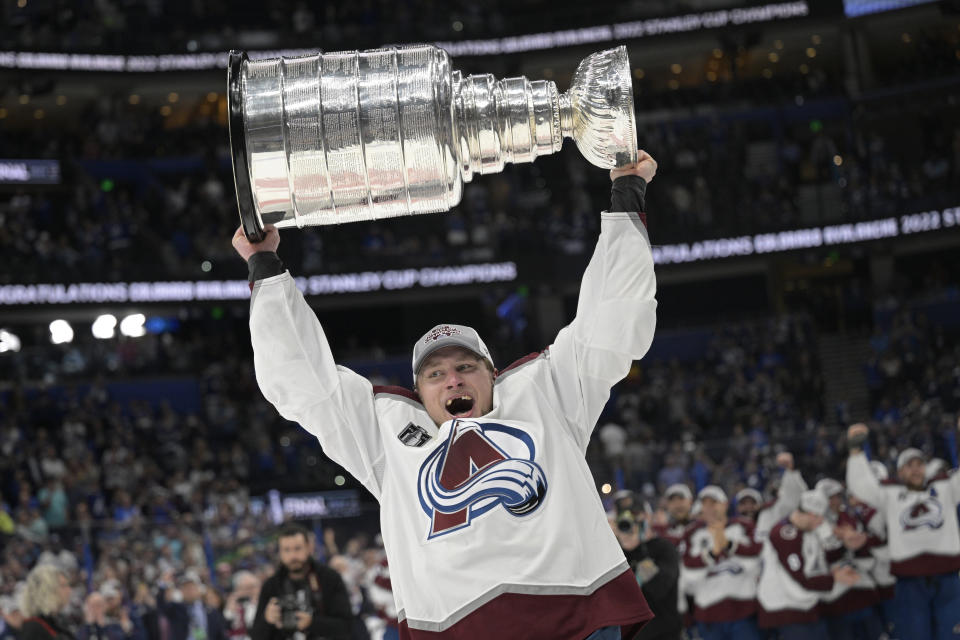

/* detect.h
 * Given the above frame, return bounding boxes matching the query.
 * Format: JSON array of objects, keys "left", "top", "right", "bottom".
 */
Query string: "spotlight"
[
  {"left": 49, "top": 320, "right": 74, "bottom": 344},
  {"left": 92, "top": 314, "right": 117, "bottom": 339},
  {"left": 0, "top": 329, "right": 21, "bottom": 353},
  {"left": 120, "top": 313, "right": 147, "bottom": 338}
]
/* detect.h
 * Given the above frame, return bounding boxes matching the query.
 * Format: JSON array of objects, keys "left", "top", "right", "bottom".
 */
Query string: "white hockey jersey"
[
  {"left": 680, "top": 518, "right": 762, "bottom": 623},
  {"left": 756, "top": 520, "right": 835, "bottom": 628},
  {"left": 754, "top": 469, "right": 807, "bottom": 542},
  {"left": 249, "top": 212, "right": 657, "bottom": 639},
  {"left": 818, "top": 509, "right": 878, "bottom": 617},
  {"left": 846, "top": 452, "right": 960, "bottom": 577}
]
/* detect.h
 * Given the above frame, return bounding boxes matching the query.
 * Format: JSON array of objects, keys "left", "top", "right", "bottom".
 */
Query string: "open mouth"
[{"left": 445, "top": 395, "right": 475, "bottom": 418}]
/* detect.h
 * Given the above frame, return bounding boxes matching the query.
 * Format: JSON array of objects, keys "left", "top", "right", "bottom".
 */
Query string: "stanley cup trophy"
[{"left": 228, "top": 44, "right": 637, "bottom": 241}]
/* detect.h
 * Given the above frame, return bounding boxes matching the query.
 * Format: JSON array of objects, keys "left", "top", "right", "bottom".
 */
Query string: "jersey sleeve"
[
  {"left": 730, "top": 519, "right": 763, "bottom": 557},
  {"left": 846, "top": 452, "right": 885, "bottom": 512},
  {"left": 947, "top": 469, "right": 960, "bottom": 505},
  {"left": 755, "top": 469, "right": 807, "bottom": 541},
  {"left": 772, "top": 469, "right": 807, "bottom": 521},
  {"left": 249, "top": 272, "right": 386, "bottom": 498},
  {"left": 541, "top": 212, "right": 657, "bottom": 450}
]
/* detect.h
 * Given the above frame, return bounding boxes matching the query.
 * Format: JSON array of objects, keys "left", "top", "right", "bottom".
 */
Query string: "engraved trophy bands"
[{"left": 228, "top": 45, "right": 637, "bottom": 241}]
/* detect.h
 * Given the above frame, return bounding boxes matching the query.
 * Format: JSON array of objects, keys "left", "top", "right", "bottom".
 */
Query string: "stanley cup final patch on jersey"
[
  {"left": 398, "top": 423, "right": 432, "bottom": 447},
  {"left": 417, "top": 419, "right": 548, "bottom": 539}
]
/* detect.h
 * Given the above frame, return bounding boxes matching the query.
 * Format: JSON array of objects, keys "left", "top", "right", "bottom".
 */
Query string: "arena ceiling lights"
[{"left": 0, "top": 1, "right": 811, "bottom": 72}]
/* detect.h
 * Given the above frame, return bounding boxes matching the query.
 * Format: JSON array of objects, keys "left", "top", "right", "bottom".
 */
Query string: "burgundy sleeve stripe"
[
  {"left": 373, "top": 385, "right": 423, "bottom": 404},
  {"left": 497, "top": 351, "right": 544, "bottom": 375}
]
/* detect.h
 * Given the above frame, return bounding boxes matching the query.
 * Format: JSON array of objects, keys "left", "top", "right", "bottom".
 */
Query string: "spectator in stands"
[
  {"left": 223, "top": 571, "right": 259, "bottom": 640},
  {"left": 77, "top": 590, "right": 138, "bottom": 640},
  {"left": 18, "top": 564, "right": 75, "bottom": 640},
  {"left": 1, "top": 595, "right": 23, "bottom": 640},
  {"left": 156, "top": 570, "right": 227, "bottom": 640}
]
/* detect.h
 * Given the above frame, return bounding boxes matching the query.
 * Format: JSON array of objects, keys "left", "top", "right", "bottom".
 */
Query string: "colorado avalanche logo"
[
  {"left": 706, "top": 561, "right": 745, "bottom": 578},
  {"left": 417, "top": 419, "right": 548, "bottom": 539},
  {"left": 899, "top": 496, "right": 944, "bottom": 531}
]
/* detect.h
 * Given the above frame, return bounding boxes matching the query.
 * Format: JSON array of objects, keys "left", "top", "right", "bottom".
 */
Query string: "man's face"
[
  {"left": 736, "top": 497, "right": 759, "bottom": 518},
  {"left": 57, "top": 574, "right": 72, "bottom": 609},
  {"left": 278, "top": 533, "right": 313, "bottom": 575},
  {"left": 235, "top": 577, "right": 259, "bottom": 601},
  {"left": 415, "top": 346, "right": 495, "bottom": 427},
  {"left": 180, "top": 582, "right": 201, "bottom": 603},
  {"left": 666, "top": 495, "right": 691, "bottom": 521},
  {"left": 700, "top": 497, "right": 727, "bottom": 524},
  {"left": 104, "top": 594, "right": 122, "bottom": 615},
  {"left": 899, "top": 458, "right": 926, "bottom": 489}
]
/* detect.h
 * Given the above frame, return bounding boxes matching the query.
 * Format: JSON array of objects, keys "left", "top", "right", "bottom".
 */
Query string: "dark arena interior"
[{"left": 1, "top": 1, "right": 959, "bottom": 639}]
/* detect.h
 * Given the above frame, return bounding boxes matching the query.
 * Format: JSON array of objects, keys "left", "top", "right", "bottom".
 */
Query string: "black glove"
[
  {"left": 247, "top": 251, "right": 285, "bottom": 282},
  {"left": 847, "top": 430, "right": 868, "bottom": 448},
  {"left": 610, "top": 175, "right": 647, "bottom": 213}
]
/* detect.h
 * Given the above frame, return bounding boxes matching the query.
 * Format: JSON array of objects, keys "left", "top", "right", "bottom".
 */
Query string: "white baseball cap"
[
  {"left": 664, "top": 484, "right": 692, "bottom": 500},
  {"left": 100, "top": 579, "right": 122, "bottom": 599},
  {"left": 896, "top": 448, "right": 924, "bottom": 470},
  {"left": 412, "top": 324, "right": 494, "bottom": 383},
  {"left": 799, "top": 490, "right": 828, "bottom": 516},
  {"left": 815, "top": 478, "right": 844, "bottom": 498},
  {"left": 735, "top": 488, "right": 762, "bottom": 505},
  {"left": 697, "top": 485, "right": 728, "bottom": 503}
]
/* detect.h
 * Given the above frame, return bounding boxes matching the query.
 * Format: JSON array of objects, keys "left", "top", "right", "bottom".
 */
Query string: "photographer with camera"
[
  {"left": 609, "top": 492, "right": 681, "bottom": 640},
  {"left": 251, "top": 524, "right": 351, "bottom": 640}
]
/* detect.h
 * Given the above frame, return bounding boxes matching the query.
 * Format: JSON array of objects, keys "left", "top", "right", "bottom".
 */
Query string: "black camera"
[
  {"left": 613, "top": 491, "right": 650, "bottom": 534},
  {"left": 616, "top": 510, "right": 638, "bottom": 533},
  {"left": 279, "top": 592, "right": 312, "bottom": 631}
]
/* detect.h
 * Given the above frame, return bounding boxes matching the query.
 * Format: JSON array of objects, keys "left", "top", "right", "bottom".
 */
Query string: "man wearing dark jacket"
[
  {"left": 611, "top": 492, "right": 681, "bottom": 640},
  {"left": 157, "top": 571, "right": 227, "bottom": 640},
  {"left": 251, "top": 524, "right": 352, "bottom": 640}
]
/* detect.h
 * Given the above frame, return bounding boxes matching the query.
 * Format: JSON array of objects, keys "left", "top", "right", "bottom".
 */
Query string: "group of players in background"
[{"left": 610, "top": 421, "right": 960, "bottom": 640}]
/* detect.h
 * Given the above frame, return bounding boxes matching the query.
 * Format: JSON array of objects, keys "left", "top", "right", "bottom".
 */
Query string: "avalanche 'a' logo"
[
  {"left": 417, "top": 419, "right": 548, "bottom": 539},
  {"left": 899, "top": 495, "right": 944, "bottom": 531}
]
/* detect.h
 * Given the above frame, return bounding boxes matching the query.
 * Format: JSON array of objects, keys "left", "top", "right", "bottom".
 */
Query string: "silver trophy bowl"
[{"left": 228, "top": 45, "right": 637, "bottom": 241}]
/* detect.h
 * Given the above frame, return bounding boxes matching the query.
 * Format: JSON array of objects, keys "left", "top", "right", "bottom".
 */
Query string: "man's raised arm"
[
  {"left": 233, "top": 226, "right": 386, "bottom": 498},
  {"left": 545, "top": 150, "right": 659, "bottom": 450},
  {"left": 845, "top": 423, "right": 885, "bottom": 512}
]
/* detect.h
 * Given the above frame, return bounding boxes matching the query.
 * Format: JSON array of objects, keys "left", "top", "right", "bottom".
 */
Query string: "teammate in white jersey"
[
  {"left": 680, "top": 486, "right": 762, "bottom": 640},
  {"left": 845, "top": 422, "right": 960, "bottom": 640},
  {"left": 233, "top": 151, "right": 659, "bottom": 640},
  {"left": 754, "top": 452, "right": 807, "bottom": 542},
  {"left": 756, "top": 490, "right": 860, "bottom": 639}
]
